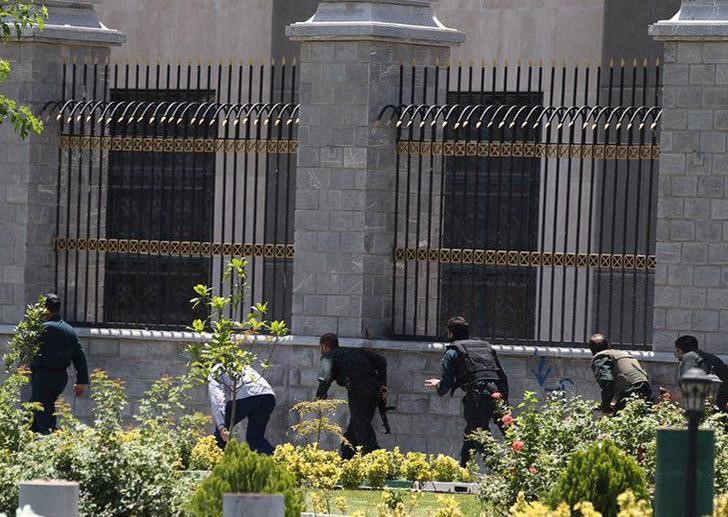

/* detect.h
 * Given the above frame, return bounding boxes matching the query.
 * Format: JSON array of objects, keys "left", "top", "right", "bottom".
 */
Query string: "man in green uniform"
[
  {"left": 425, "top": 316, "right": 509, "bottom": 467},
  {"left": 316, "top": 333, "right": 388, "bottom": 459},
  {"left": 675, "top": 335, "right": 728, "bottom": 412},
  {"left": 30, "top": 293, "right": 89, "bottom": 434},
  {"left": 589, "top": 333, "right": 652, "bottom": 414}
]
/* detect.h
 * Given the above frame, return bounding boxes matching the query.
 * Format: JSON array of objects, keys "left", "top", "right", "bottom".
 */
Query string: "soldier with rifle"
[
  {"left": 316, "top": 333, "right": 389, "bottom": 459},
  {"left": 425, "top": 316, "right": 509, "bottom": 467}
]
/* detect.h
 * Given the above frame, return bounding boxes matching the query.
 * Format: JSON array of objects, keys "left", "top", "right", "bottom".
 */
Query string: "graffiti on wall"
[{"left": 531, "top": 350, "right": 575, "bottom": 393}]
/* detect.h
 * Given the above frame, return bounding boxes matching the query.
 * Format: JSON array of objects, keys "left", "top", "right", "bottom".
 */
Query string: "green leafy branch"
[{"left": 0, "top": 1, "right": 48, "bottom": 139}]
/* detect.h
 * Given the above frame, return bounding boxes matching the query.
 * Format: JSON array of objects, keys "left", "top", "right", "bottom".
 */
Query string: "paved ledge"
[{"left": 0, "top": 325, "right": 679, "bottom": 364}]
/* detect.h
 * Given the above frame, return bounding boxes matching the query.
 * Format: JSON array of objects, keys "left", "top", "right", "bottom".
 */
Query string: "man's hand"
[
  {"left": 219, "top": 427, "right": 230, "bottom": 443},
  {"left": 380, "top": 385, "right": 389, "bottom": 400},
  {"left": 74, "top": 384, "right": 87, "bottom": 397},
  {"left": 424, "top": 378, "right": 441, "bottom": 390}
]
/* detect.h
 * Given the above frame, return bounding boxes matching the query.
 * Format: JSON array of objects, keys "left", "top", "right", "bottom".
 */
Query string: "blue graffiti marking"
[
  {"left": 531, "top": 351, "right": 575, "bottom": 393},
  {"left": 532, "top": 357, "right": 553, "bottom": 387}
]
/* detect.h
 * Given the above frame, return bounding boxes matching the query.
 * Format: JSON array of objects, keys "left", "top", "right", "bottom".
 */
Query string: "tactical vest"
[
  {"left": 592, "top": 349, "right": 649, "bottom": 404},
  {"left": 331, "top": 348, "right": 377, "bottom": 388},
  {"left": 447, "top": 340, "right": 502, "bottom": 392},
  {"left": 694, "top": 350, "right": 728, "bottom": 383}
]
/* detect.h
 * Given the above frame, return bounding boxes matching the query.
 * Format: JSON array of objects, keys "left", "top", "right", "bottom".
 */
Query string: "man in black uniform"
[
  {"left": 675, "top": 335, "right": 728, "bottom": 412},
  {"left": 425, "top": 316, "right": 509, "bottom": 467},
  {"left": 316, "top": 333, "right": 388, "bottom": 459},
  {"left": 30, "top": 293, "right": 89, "bottom": 434}
]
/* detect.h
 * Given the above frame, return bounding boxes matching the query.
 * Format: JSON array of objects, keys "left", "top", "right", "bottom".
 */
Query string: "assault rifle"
[
  {"left": 378, "top": 399, "right": 396, "bottom": 434},
  {"left": 377, "top": 387, "right": 397, "bottom": 434}
]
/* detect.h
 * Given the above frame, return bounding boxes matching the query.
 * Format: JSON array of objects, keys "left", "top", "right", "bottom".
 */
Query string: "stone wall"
[{"left": 0, "top": 326, "right": 682, "bottom": 457}]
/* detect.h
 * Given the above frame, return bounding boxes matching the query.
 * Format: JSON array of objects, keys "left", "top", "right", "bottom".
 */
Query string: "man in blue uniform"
[
  {"left": 425, "top": 316, "right": 509, "bottom": 467},
  {"left": 316, "top": 333, "right": 388, "bottom": 459},
  {"left": 30, "top": 293, "right": 89, "bottom": 434}
]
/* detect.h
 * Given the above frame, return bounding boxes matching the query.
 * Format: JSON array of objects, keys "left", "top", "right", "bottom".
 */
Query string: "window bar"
[
  {"left": 607, "top": 62, "right": 626, "bottom": 343},
  {"left": 271, "top": 59, "right": 287, "bottom": 320},
  {"left": 643, "top": 59, "right": 660, "bottom": 345},
  {"left": 71, "top": 63, "right": 88, "bottom": 322},
  {"left": 231, "top": 62, "right": 243, "bottom": 320},
  {"left": 547, "top": 64, "right": 566, "bottom": 343},
  {"left": 595, "top": 61, "right": 615, "bottom": 336},
  {"left": 535, "top": 62, "right": 555, "bottom": 344},
  {"left": 559, "top": 64, "right": 578, "bottom": 345},
  {"left": 250, "top": 63, "right": 265, "bottom": 310},
  {"left": 82, "top": 61, "right": 99, "bottom": 322},
  {"left": 485, "top": 61, "right": 497, "bottom": 339},
  {"left": 262, "top": 59, "right": 276, "bottom": 317},
  {"left": 424, "top": 62, "right": 440, "bottom": 338},
  {"left": 524, "top": 61, "right": 542, "bottom": 344},
  {"left": 507, "top": 61, "right": 522, "bottom": 342},
  {"left": 391, "top": 63, "right": 403, "bottom": 335},
  {"left": 242, "top": 62, "right": 254, "bottom": 313},
  {"left": 54, "top": 63, "right": 67, "bottom": 301},
  {"left": 400, "top": 63, "right": 415, "bottom": 335},
  {"left": 412, "top": 65, "right": 428, "bottom": 335},
  {"left": 435, "top": 63, "right": 450, "bottom": 339},
  {"left": 283, "top": 59, "right": 297, "bottom": 323},
  {"left": 572, "top": 64, "right": 591, "bottom": 344},
  {"left": 619, "top": 60, "right": 639, "bottom": 346},
  {"left": 220, "top": 62, "right": 232, "bottom": 314}
]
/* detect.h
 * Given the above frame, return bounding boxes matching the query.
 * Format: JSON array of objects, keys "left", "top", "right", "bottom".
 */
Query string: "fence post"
[
  {"left": 223, "top": 494, "right": 284, "bottom": 517},
  {"left": 19, "top": 480, "right": 79, "bottom": 517},
  {"left": 286, "top": 0, "right": 464, "bottom": 338},
  {"left": 650, "top": 0, "right": 728, "bottom": 352},
  {"left": 0, "top": 0, "right": 124, "bottom": 324}
]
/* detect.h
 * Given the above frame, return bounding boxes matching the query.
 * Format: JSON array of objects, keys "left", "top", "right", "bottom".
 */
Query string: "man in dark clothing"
[
  {"left": 675, "top": 335, "right": 728, "bottom": 412},
  {"left": 30, "top": 294, "right": 89, "bottom": 434},
  {"left": 589, "top": 333, "right": 652, "bottom": 414},
  {"left": 316, "top": 333, "right": 388, "bottom": 459},
  {"left": 425, "top": 316, "right": 509, "bottom": 467}
]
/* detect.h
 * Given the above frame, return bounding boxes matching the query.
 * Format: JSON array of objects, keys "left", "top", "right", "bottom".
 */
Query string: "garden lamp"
[
  {"left": 679, "top": 367, "right": 714, "bottom": 517},
  {"left": 679, "top": 367, "right": 714, "bottom": 415}
]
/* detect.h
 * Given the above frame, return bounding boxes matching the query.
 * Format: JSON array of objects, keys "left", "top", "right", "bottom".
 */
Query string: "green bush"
[
  {"left": 189, "top": 440, "right": 304, "bottom": 517},
  {"left": 189, "top": 435, "right": 224, "bottom": 471},
  {"left": 431, "top": 454, "right": 460, "bottom": 482},
  {"left": 548, "top": 439, "right": 648, "bottom": 517},
  {"left": 339, "top": 451, "right": 367, "bottom": 489},
  {"left": 401, "top": 451, "right": 432, "bottom": 483}
]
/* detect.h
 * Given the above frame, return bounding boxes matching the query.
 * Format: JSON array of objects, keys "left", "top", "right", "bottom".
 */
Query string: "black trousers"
[
  {"left": 214, "top": 394, "right": 276, "bottom": 454},
  {"left": 30, "top": 369, "right": 68, "bottom": 435},
  {"left": 460, "top": 389, "right": 495, "bottom": 467},
  {"left": 341, "top": 380, "right": 380, "bottom": 460}
]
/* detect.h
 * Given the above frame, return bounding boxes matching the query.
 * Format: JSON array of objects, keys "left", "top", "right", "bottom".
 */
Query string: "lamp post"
[{"left": 679, "top": 367, "right": 717, "bottom": 517}]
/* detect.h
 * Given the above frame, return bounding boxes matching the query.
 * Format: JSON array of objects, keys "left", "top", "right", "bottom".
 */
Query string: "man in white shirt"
[{"left": 208, "top": 365, "right": 276, "bottom": 453}]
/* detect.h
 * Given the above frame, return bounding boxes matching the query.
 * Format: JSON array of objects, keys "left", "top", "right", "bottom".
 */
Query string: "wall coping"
[{"left": 0, "top": 325, "right": 680, "bottom": 365}]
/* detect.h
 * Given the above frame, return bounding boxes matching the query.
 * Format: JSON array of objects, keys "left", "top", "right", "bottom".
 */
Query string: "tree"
[
  {"left": 187, "top": 258, "right": 289, "bottom": 441},
  {"left": 0, "top": 1, "right": 48, "bottom": 139}
]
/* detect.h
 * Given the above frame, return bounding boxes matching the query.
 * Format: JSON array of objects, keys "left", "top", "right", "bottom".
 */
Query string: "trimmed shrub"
[
  {"left": 401, "top": 452, "right": 432, "bottom": 483},
  {"left": 189, "top": 440, "right": 304, "bottom": 517},
  {"left": 431, "top": 454, "right": 461, "bottom": 482},
  {"left": 189, "top": 435, "right": 223, "bottom": 471},
  {"left": 548, "top": 439, "right": 648, "bottom": 517}
]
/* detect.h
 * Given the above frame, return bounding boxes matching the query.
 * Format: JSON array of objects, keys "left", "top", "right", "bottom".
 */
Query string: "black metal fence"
[
  {"left": 47, "top": 61, "right": 298, "bottom": 328},
  {"left": 383, "top": 60, "right": 661, "bottom": 348}
]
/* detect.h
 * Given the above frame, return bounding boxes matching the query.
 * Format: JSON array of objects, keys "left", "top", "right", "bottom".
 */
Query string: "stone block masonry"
[
  {"left": 651, "top": 3, "right": 728, "bottom": 353},
  {"left": 0, "top": 327, "right": 681, "bottom": 456}
]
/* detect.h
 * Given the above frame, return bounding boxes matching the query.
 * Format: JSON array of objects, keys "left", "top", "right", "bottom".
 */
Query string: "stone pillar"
[
  {"left": 223, "top": 494, "right": 284, "bottom": 517},
  {"left": 287, "top": 0, "right": 463, "bottom": 338},
  {"left": 19, "top": 480, "right": 79, "bottom": 517},
  {"left": 0, "top": 0, "right": 124, "bottom": 323},
  {"left": 650, "top": 0, "right": 728, "bottom": 352}
]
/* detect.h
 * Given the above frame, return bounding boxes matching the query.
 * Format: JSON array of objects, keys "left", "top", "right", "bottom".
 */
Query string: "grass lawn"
[{"left": 305, "top": 489, "right": 482, "bottom": 516}]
